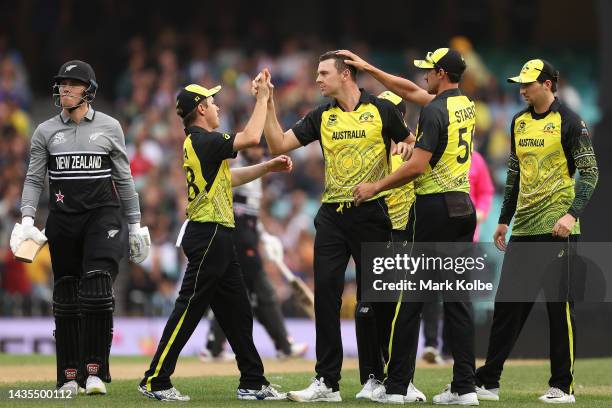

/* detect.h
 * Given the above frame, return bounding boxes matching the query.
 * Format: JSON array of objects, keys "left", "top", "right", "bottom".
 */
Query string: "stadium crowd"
[{"left": 0, "top": 31, "right": 588, "bottom": 317}]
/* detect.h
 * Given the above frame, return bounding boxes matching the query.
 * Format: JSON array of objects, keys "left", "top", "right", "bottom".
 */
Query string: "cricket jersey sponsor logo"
[
  {"left": 358, "top": 111, "right": 375, "bottom": 123},
  {"left": 89, "top": 132, "right": 104, "bottom": 142},
  {"left": 55, "top": 155, "right": 103, "bottom": 170},
  {"left": 518, "top": 138, "right": 545, "bottom": 147},
  {"left": 331, "top": 129, "right": 366, "bottom": 140},
  {"left": 55, "top": 190, "right": 65, "bottom": 203},
  {"left": 52, "top": 132, "right": 66, "bottom": 145}
]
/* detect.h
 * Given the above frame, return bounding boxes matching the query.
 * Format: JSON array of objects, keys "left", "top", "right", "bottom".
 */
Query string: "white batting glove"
[
  {"left": 128, "top": 223, "right": 151, "bottom": 264},
  {"left": 260, "top": 231, "right": 284, "bottom": 262},
  {"left": 10, "top": 217, "right": 47, "bottom": 254}
]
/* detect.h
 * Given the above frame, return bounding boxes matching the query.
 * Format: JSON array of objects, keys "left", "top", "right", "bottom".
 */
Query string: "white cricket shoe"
[
  {"left": 287, "top": 377, "right": 341, "bottom": 402},
  {"left": 58, "top": 380, "right": 81, "bottom": 396},
  {"left": 538, "top": 387, "right": 576, "bottom": 404},
  {"left": 138, "top": 384, "right": 190, "bottom": 401},
  {"left": 277, "top": 342, "right": 309, "bottom": 359},
  {"left": 370, "top": 385, "right": 405, "bottom": 404},
  {"left": 237, "top": 384, "right": 287, "bottom": 400},
  {"left": 475, "top": 385, "right": 499, "bottom": 401},
  {"left": 356, "top": 374, "right": 384, "bottom": 400},
  {"left": 85, "top": 376, "right": 106, "bottom": 395},
  {"left": 406, "top": 382, "right": 427, "bottom": 402},
  {"left": 433, "top": 385, "right": 478, "bottom": 405}
]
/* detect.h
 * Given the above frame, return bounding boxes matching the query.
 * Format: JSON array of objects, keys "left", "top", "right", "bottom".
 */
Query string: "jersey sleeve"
[
  {"left": 379, "top": 98, "right": 410, "bottom": 143},
  {"left": 414, "top": 105, "right": 443, "bottom": 153},
  {"left": 109, "top": 119, "right": 141, "bottom": 224},
  {"left": 197, "top": 131, "right": 238, "bottom": 161},
  {"left": 562, "top": 113, "right": 598, "bottom": 219},
  {"left": 291, "top": 106, "right": 324, "bottom": 146},
  {"left": 21, "top": 125, "right": 48, "bottom": 219},
  {"left": 498, "top": 115, "right": 521, "bottom": 225}
]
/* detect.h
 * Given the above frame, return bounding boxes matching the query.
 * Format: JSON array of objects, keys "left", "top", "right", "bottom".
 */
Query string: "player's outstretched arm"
[
  {"left": 337, "top": 50, "right": 434, "bottom": 107},
  {"left": 231, "top": 155, "right": 292, "bottom": 187},
  {"left": 233, "top": 70, "right": 271, "bottom": 151}
]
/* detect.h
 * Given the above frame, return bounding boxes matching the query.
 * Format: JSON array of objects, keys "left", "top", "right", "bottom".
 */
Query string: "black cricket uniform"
[
  {"left": 291, "top": 89, "right": 409, "bottom": 392},
  {"left": 383, "top": 88, "right": 478, "bottom": 396},
  {"left": 205, "top": 161, "right": 292, "bottom": 356},
  {"left": 475, "top": 98, "right": 599, "bottom": 395},
  {"left": 141, "top": 127, "right": 270, "bottom": 392},
  {"left": 21, "top": 107, "right": 141, "bottom": 387}
]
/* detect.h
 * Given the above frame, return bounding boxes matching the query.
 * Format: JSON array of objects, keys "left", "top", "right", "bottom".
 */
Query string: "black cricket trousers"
[
  {"left": 313, "top": 198, "right": 399, "bottom": 392},
  {"left": 475, "top": 234, "right": 578, "bottom": 394},
  {"left": 382, "top": 192, "right": 477, "bottom": 396},
  {"left": 206, "top": 214, "right": 291, "bottom": 356},
  {"left": 141, "top": 221, "right": 268, "bottom": 391}
]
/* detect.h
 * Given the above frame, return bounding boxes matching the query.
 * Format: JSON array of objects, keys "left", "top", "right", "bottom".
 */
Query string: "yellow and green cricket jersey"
[
  {"left": 292, "top": 89, "right": 409, "bottom": 203},
  {"left": 499, "top": 98, "right": 598, "bottom": 236},
  {"left": 413, "top": 88, "right": 475, "bottom": 195},
  {"left": 385, "top": 154, "right": 415, "bottom": 230},
  {"left": 182, "top": 126, "right": 237, "bottom": 227}
]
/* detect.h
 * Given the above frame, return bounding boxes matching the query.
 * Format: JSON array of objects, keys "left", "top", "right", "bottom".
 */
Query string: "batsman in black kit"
[{"left": 10, "top": 60, "right": 150, "bottom": 396}]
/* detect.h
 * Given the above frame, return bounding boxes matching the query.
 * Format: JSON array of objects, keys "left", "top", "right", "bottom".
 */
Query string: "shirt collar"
[
  {"left": 331, "top": 88, "right": 374, "bottom": 111},
  {"left": 432, "top": 87, "right": 462, "bottom": 102},
  {"left": 60, "top": 106, "right": 95, "bottom": 124},
  {"left": 529, "top": 97, "right": 561, "bottom": 119}
]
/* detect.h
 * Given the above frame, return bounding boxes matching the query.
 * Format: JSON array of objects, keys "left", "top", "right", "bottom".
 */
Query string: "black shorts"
[{"left": 45, "top": 207, "right": 126, "bottom": 280}]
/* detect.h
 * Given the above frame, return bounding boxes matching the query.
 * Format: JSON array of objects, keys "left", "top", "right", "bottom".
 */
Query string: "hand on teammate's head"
[{"left": 336, "top": 50, "right": 368, "bottom": 71}]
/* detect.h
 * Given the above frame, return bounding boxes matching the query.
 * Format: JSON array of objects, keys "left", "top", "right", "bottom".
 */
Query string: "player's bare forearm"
[
  {"left": 234, "top": 98, "right": 268, "bottom": 151},
  {"left": 377, "top": 159, "right": 425, "bottom": 192},
  {"left": 231, "top": 162, "right": 268, "bottom": 187},
  {"left": 263, "top": 99, "right": 287, "bottom": 154}
]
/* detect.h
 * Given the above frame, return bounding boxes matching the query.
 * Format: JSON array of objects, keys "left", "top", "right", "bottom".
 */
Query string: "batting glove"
[
  {"left": 260, "top": 231, "right": 284, "bottom": 262},
  {"left": 10, "top": 217, "right": 47, "bottom": 254},
  {"left": 128, "top": 223, "right": 151, "bottom": 264}
]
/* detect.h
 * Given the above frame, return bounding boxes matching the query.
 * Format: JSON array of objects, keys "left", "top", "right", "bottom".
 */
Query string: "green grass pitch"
[{"left": 0, "top": 355, "right": 610, "bottom": 407}]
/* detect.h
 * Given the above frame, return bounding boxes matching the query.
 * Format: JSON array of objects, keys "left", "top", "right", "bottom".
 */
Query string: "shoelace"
[
  {"left": 260, "top": 384, "right": 283, "bottom": 396},
  {"left": 546, "top": 387, "right": 565, "bottom": 398}
]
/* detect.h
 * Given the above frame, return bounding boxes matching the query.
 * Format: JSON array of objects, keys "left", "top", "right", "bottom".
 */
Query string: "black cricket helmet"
[{"left": 53, "top": 60, "right": 98, "bottom": 108}]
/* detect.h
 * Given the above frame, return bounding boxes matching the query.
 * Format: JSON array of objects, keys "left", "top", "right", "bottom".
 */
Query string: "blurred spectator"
[{"left": 0, "top": 28, "right": 598, "bottom": 318}]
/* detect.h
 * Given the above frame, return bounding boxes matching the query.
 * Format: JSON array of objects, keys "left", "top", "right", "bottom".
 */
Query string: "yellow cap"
[
  {"left": 377, "top": 91, "right": 403, "bottom": 106},
  {"left": 413, "top": 48, "right": 466, "bottom": 75},
  {"left": 507, "top": 59, "right": 558, "bottom": 84},
  {"left": 176, "top": 84, "right": 221, "bottom": 118}
]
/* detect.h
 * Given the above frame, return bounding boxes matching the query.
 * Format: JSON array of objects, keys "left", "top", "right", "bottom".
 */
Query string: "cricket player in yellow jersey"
[
  {"left": 256, "top": 51, "right": 414, "bottom": 402},
  {"left": 139, "top": 73, "right": 292, "bottom": 401},
  {"left": 347, "top": 48, "right": 479, "bottom": 405},
  {"left": 474, "top": 59, "right": 598, "bottom": 404},
  {"left": 353, "top": 90, "right": 425, "bottom": 403}
]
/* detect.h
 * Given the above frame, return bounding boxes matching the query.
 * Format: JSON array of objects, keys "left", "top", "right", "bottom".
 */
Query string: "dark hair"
[
  {"left": 435, "top": 68, "right": 462, "bottom": 84},
  {"left": 181, "top": 99, "right": 208, "bottom": 127},
  {"left": 537, "top": 77, "right": 558, "bottom": 93},
  {"left": 319, "top": 51, "right": 357, "bottom": 80}
]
